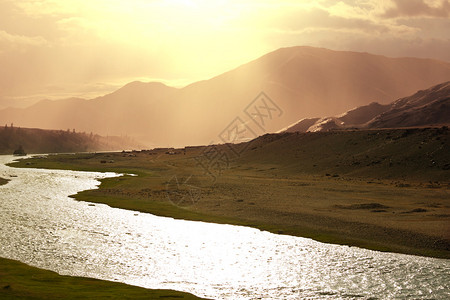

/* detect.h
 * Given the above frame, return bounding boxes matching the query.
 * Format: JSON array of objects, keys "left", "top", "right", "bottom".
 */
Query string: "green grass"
[{"left": 0, "top": 257, "right": 205, "bottom": 299}]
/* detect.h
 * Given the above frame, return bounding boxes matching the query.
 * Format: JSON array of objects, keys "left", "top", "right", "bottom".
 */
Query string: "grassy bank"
[
  {"left": 8, "top": 129, "right": 450, "bottom": 258},
  {"left": 0, "top": 257, "right": 204, "bottom": 299}
]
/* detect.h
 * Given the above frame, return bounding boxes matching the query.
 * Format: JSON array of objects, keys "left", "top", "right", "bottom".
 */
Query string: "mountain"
[
  {"left": 1, "top": 46, "right": 450, "bottom": 147},
  {"left": 283, "top": 81, "right": 450, "bottom": 132},
  {"left": 281, "top": 118, "right": 321, "bottom": 133},
  {"left": 0, "top": 126, "right": 142, "bottom": 154},
  {"left": 367, "top": 81, "right": 450, "bottom": 128},
  {"left": 338, "top": 102, "right": 391, "bottom": 125}
]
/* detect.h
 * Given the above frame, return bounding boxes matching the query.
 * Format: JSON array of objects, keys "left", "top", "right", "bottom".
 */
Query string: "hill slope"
[
  {"left": 284, "top": 81, "right": 450, "bottom": 132},
  {"left": 368, "top": 81, "right": 450, "bottom": 128},
  {"left": 239, "top": 127, "right": 450, "bottom": 182},
  {"left": 1, "top": 47, "right": 450, "bottom": 146}
]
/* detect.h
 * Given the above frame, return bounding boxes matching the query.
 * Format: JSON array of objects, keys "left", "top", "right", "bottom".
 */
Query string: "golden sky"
[{"left": 0, "top": 0, "right": 449, "bottom": 106}]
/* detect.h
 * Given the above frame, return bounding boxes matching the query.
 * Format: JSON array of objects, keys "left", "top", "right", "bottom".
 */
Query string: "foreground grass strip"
[{"left": 0, "top": 257, "right": 205, "bottom": 299}]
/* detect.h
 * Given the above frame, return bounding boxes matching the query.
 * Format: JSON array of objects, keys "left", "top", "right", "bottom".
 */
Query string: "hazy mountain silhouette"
[
  {"left": 1, "top": 46, "right": 450, "bottom": 146},
  {"left": 284, "top": 81, "right": 450, "bottom": 132}
]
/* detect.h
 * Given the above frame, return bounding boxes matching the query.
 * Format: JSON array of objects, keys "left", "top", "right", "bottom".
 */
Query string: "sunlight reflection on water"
[{"left": 0, "top": 155, "right": 449, "bottom": 299}]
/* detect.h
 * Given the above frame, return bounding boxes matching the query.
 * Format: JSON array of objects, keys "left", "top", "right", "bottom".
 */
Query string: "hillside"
[
  {"left": 1, "top": 47, "right": 450, "bottom": 146},
  {"left": 284, "top": 81, "right": 450, "bottom": 132},
  {"left": 0, "top": 127, "right": 141, "bottom": 155},
  {"left": 368, "top": 81, "right": 450, "bottom": 128},
  {"left": 238, "top": 127, "right": 450, "bottom": 182}
]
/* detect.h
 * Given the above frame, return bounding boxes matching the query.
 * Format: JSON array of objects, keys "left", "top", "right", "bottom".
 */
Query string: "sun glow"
[
  {"left": 77, "top": 0, "right": 262, "bottom": 83},
  {"left": 3, "top": 0, "right": 448, "bottom": 101},
  {"left": 5, "top": 0, "right": 318, "bottom": 93}
]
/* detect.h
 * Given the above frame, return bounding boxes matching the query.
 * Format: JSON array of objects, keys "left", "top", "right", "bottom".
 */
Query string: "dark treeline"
[{"left": 0, "top": 126, "right": 141, "bottom": 154}]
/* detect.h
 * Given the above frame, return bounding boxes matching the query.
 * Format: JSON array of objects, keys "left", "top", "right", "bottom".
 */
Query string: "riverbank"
[
  {"left": 0, "top": 257, "right": 204, "bottom": 299},
  {"left": 8, "top": 129, "right": 450, "bottom": 258}
]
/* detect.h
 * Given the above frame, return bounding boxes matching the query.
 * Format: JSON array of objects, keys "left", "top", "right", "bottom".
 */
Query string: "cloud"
[
  {"left": 13, "top": 0, "right": 82, "bottom": 17},
  {"left": 272, "top": 27, "right": 450, "bottom": 62},
  {"left": 0, "top": 30, "right": 48, "bottom": 53},
  {"left": 1, "top": 0, "right": 449, "bottom": 102},
  {"left": 258, "top": 4, "right": 423, "bottom": 47},
  {"left": 273, "top": 7, "right": 386, "bottom": 33},
  {"left": 382, "top": 0, "right": 450, "bottom": 18}
]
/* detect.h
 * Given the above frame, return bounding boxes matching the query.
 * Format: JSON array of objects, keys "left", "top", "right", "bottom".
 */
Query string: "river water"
[{"left": 0, "top": 155, "right": 449, "bottom": 299}]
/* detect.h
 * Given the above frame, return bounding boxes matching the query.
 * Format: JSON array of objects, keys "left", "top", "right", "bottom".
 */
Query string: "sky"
[{"left": 0, "top": 0, "right": 449, "bottom": 107}]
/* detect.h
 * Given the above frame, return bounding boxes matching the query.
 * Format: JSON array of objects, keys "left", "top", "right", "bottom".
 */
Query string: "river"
[{"left": 0, "top": 155, "right": 449, "bottom": 299}]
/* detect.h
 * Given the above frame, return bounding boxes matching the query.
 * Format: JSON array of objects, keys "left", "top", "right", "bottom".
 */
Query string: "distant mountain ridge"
[
  {"left": 368, "top": 81, "right": 450, "bottom": 129},
  {"left": 1, "top": 46, "right": 450, "bottom": 147},
  {"left": 283, "top": 81, "right": 450, "bottom": 133}
]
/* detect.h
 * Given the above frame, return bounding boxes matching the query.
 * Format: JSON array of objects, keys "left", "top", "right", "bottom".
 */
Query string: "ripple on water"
[{"left": 0, "top": 155, "right": 449, "bottom": 299}]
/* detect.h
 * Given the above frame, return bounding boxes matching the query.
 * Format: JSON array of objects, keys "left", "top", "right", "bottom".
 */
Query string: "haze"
[{"left": 1, "top": 0, "right": 449, "bottom": 107}]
